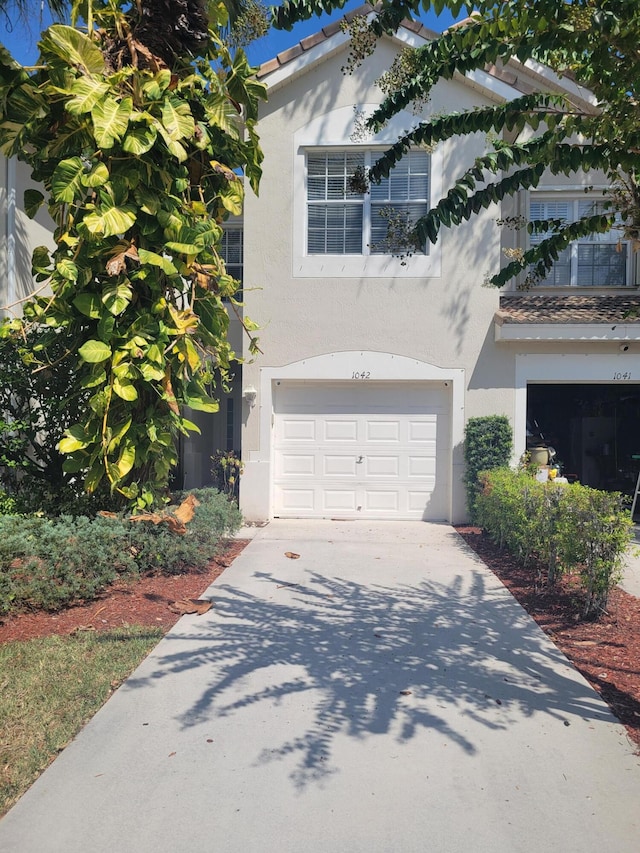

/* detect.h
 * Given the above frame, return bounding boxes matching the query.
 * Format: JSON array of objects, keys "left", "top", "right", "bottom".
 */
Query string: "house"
[
  {"left": 191, "top": 9, "right": 637, "bottom": 524},
  {"left": 4, "top": 8, "right": 640, "bottom": 522}
]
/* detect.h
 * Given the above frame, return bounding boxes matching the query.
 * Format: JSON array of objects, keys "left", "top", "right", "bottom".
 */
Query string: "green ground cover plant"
[
  {"left": 0, "top": 487, "right": 241, "bottom": 614},
  {"left": 0, "top": 626, "right": 163, "bottom": 816},
  {"left": 476, "top": 468, "right": 632, "bottom": 619}
]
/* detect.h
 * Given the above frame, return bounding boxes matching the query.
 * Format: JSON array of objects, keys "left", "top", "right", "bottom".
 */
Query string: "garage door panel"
[
  {"left": 365, "top": 456, "right": 400, "bottom": 477},
  {"left": 281, "top": 419, "right": 316, "bottom": 441},
  {"left": 364, "top": 491, "right": 400, "bottom": 512},
  {"left": 324, "top": 455, "right": 358, "bottom": 476},
  {"left": 279, "top": 488, "right": 315, "bottom": 511},
  {"left": 323, "top": 490, "right": 357, "bottom": 511},
  {"left": 408, "top": 489, "right": 434, "bottom": 511},
  {"left": 324, "top": 420, "right": 358, "bottom": 441},
  {"left": 273, "top": 381, "right": 450, "bottom": 520},
  {"left": 409, "top": 418, "right": 438, "bottom": 441},
  {"left": 279, "top": 454, "right": 316, "bottom": 476},
  {"left": 366, "top": 421, "right": 400, "bottom": 442},
  {"left": 408, "top": 455, "right": 436, "bottom": 477}
]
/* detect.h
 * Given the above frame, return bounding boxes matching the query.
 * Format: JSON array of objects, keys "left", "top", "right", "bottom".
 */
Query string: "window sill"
[{"left": 293, "top": 253, "right": 441, "bottom": 279}]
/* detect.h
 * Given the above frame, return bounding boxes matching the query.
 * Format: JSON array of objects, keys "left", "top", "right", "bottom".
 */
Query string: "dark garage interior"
[{"left": 527, "top": 383, "right": 640, "bottom": 499}]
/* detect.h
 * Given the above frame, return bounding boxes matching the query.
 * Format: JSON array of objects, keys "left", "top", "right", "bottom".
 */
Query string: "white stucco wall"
[
  {"left": 240, "top": 38, "right": 515, "bottom": 522},
  {"left": 0, "top": 157, "right": 55, "bottom": 317}
]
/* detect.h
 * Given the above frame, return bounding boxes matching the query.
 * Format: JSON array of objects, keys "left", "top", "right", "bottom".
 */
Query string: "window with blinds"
[
  {"left": 220, "top": 226, "right": 243, "bottom": 282},
  {"left": 307, "top": 150, "right": 429, "bottom": 255},
  {"left": 529, "top": 198, "right": 628, "bottom": 287}
]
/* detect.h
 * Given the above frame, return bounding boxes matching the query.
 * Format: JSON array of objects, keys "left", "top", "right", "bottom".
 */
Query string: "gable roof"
[{"left": 257, "top": 5, "right": 596, "bottom": 110}]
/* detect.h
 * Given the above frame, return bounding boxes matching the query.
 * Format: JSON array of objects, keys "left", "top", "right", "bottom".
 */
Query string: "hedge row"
[
  {"left": 476, "top": 468, "right": 632, "bottom": 620},
  {"left": 0, "top": 488, "right": 242, "bottom": 614}
]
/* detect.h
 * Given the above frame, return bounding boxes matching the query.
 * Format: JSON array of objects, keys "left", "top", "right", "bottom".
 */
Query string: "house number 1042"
[{"left": 351, "top": 371, "right": 371, "bottom": 380}]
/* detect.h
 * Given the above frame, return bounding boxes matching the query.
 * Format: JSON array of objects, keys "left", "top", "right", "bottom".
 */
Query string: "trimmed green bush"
[
  {"left": 130, "top": 488, "right": 242, "bottom": 574},
  {"left": 476, "top": 469, "right": 632, "bottom": 620},
  {"left": 0, "top": 514, "right": 135, "bottom": 613},
  {"left": 463, "top": 415, "right": 512, "bottom": 522},
  {"left": 0, "top": 488, "right": 242, "bottom": 613}
]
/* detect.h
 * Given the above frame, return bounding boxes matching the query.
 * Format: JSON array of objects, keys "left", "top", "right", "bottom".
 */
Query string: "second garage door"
[{"left": 273, "top": 381, "right": 451, "bottom": 520}]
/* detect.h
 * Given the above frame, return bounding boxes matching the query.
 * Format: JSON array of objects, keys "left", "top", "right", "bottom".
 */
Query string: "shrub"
[
  {"left": 0, "top": 514, "right": 135, "bottom": 613},
  {"left": 0, "top": 488, "right": 242, "bottom": 613},
  {"left": 463, "top": 416, "right": 512, "bottom": 522},
  {"left": 476, "top": 469, "right": 631, "bottom": 620},
  {"left": 128, "top": 488, "right": 242, "bottom": 575}
]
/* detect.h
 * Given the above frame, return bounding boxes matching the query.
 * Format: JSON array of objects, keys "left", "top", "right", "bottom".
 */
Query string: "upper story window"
[
  {"left": 219, "top": 225, "right": 243, "bottom": 296},
  {"left": 529, "top": 197, "right": 630, "bottom": 287},
  {"left": 306, "top": 149, "right": 430, "bottom": 256}
]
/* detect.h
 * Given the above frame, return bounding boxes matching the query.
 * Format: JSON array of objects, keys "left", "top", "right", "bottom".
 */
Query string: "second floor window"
[
  {"left": 220, "top": 226, "right": 243, "bottom": 284},
  {"left": 306, "top": 149, "right": 430, "bottom": 256},
  {"left": 529, "top": 197, "right": 629, "bottom": 287}
]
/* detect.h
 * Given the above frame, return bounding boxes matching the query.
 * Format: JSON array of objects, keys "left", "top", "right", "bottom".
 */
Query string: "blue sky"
[{"left": 1, "top": 2, "right": 463, "bottom": 69}]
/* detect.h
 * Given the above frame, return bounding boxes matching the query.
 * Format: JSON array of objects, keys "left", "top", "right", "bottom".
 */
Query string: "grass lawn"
[{"left": 0, "top": 626, "right": 163, "bottom": 816}]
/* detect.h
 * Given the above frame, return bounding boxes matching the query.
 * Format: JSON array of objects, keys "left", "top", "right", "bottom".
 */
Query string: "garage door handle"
[{"left": 356, "top": 456, "right": 364, "bottom": 463}]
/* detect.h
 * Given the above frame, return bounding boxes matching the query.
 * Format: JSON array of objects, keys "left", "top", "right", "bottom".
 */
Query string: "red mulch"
[
  {"left": 0, "top": 540, "right": 248, "bottom": 643},
  {"left": 456, "top": 526, "right": 640, "bottom": 751}
]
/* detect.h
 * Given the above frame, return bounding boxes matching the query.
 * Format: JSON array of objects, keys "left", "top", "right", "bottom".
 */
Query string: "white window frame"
[
  {"left": 528, "top": 193, "right": 633, "bottom": 288},
  {"left": 219, "top": 220, "right": 243, "bottom": 297},
  {"left": 292, "top": 104, "right": 443, "bottom": 279},
  {"left": 306, "top": 148, "right": 430, "bottom": 257}
]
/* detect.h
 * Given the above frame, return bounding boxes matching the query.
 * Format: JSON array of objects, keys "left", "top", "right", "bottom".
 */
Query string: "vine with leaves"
[{"left": 0, "top": 0, "right": 266, "bottom": 509}]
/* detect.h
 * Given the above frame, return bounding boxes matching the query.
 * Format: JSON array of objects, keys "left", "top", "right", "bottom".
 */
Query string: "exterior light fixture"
[{"left": 243, "top": 386, "right": 257, "bottom": 407}]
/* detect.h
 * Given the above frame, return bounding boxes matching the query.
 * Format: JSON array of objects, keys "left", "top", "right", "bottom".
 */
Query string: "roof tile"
[{"left": 499, "top": 295, "right": 640, "bottom": 324}]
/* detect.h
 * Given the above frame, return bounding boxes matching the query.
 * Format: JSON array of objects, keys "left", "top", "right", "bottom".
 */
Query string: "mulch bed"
[
  {"left": 456, "top": 525, "right": 640, "bottom": 751},
  {"left": 0, "top": 539, "right": 249, "bottom": 643}
]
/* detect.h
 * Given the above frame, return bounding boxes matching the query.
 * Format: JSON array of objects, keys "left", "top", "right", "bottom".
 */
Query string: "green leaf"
[
  {"left": 39, "top": 25, "right": 106, "bottom": 76},
  {"left": 81, "top": 162, "right": 109, "bottom": 188},
  {"left": 137, "top": 247, "right": 178, "bottom": 275},
  {"left": 31, "top": 245, "right": 52, "bottom": 276},
  {"left": 62, "top": 457, "right": 86, "bottom": 473},
  {"left": 82, "top": 203, "right": 137, "bottom": 238},
  {"left": 113, "top": 443, "right": 136, "bottom": 478},
  {"left": 66, "top": 77, "right": 110, "bottom": 115},
  {"left": 51, "top": 157, "right": 85, "bottom": 203},
  {"left": 78, "top": 339, "right": 112, "bottom": 363},
  {"left": 59, "top": 424, "right": 90, "bottom": 453},
  {"left": 56, "top": 259, "right": 79, "bottom": 281},
  {"left": 24, "top": 189, "right": 45, "bottom": 219},
  {"left": 92, "top": 96, "right": 133, "bottom": 149},
  {"left": 113, "top": 377, "right": 138, "bottom": 401},
  {"left": 73, "top": 293, "right": 103, "bottom": 319},
  {"left": 204, "top": 95, "right": 241, "bottom": 139},
  {"left": 80, "top": 369, "right": 107, "bottom": 389},
  {"left": 141, "top": 70, "right": 172, "bottom": 100},
  {"left": 85, "top": 458, "right": 105, "bottom": 493},
  {"left": 122, "top": 123, "right": 158, "bottom": 155},
  {"left": 161, "top": 96, "right": 195, "bottom": 141},
  {"left": 107, "top": 417, "right": 132, "bottom": 451},
  {"left": 101, "top": 282, "right": 133, "bottom": 315},
  {"left": 219, "top": 179, "right": 244, "bottom": 216},
  {"left": 139, "top": 362, "right": 165, "bottom": 381},
  {"left": 184, "top": 394, "right": 220, "bottom": 413}
]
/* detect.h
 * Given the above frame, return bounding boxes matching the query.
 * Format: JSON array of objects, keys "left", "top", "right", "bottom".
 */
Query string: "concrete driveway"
[{"left": 2, "top": 520, "right": 640, "bottom": 852}]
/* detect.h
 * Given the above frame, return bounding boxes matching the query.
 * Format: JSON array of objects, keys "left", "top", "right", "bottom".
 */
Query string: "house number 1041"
[{"left": 351, "top": 371, "right": 371, "bottom": 380}]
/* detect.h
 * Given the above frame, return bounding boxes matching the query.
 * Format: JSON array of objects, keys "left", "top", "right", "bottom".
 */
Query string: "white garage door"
[{"left": 273, "top": 381, "right": 451, "bottom": 520}]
